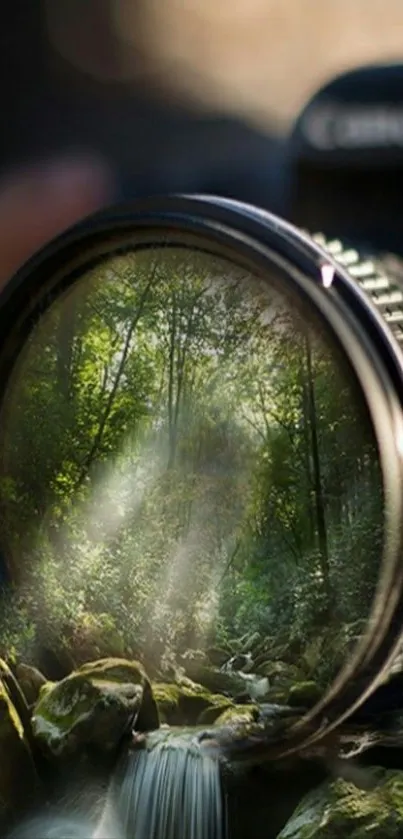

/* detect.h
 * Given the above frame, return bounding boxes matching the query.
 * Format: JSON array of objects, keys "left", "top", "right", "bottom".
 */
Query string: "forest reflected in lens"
[{"left": 0, "top": 245, "right": 383, "bottom": 702}]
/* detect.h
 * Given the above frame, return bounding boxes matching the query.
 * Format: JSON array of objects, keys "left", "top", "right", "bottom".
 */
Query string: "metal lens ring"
[{"left": 0, "top": 195, "right": 403, "bottom": 762}]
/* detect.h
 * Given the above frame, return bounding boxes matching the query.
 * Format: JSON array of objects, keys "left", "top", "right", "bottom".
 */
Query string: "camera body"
[{"left": 287, "top": 63, "right": 403, "bottom": 258}]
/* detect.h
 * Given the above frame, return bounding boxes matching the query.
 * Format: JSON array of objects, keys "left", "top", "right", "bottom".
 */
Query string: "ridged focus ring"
[{"left": 313, "top": 234, "right": 403, "bottom": 346}]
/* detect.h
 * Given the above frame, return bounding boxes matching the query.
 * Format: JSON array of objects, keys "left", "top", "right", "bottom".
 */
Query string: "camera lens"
[{"left": 1, "top": 195, "right": 403, "bottom": 761}]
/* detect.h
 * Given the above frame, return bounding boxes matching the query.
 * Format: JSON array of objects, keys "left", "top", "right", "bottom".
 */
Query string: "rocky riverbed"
[{"left": 2, "top": 633, "right": 403, "bottom": 838}]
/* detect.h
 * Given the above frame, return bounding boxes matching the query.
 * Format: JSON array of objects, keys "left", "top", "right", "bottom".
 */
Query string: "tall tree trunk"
[
  {"left": 305, "top": 335, "right": 332, "bottom": 603},
  {"left": 300, "top": 361, "right": 315, "bottom": 546},
  {"left": 166, "top": 283, "right": 200, "bottom": 469},
  {"left": 167, "top": 290, "right": 178, "bottom": 469}
]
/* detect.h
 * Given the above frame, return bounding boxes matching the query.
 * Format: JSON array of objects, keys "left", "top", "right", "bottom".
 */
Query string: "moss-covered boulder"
[
  {"left": 264, "top": 687, "right": 290, "bottom": 704},
  {"left": 197, "top": 701, "right": 236, "bottom": 725},
  {"left": 255, "top": 660, "right": 303, "bottom": 683},
  {"left": 214, "top": 703, "right": 259, "bottom": 725},
  {"left": 205, "top": 647, "right": 232, "bottom": 668},
  {"left": 152, "top": 683, "right": 181, "bottom": 724},
  {"left": 0, "top": 678, "right": 38, "bottom": 831},
  {"left": 288, "top": 681, "right": 321, "bottom": 709},
  {"left": 239, "top": 631, "right": 262, "bottom": 655},
  {"left": 181, "top": 663, "right": 246, "bottom": 697},
  {"left": 31, "top": 657, "right": 159, "bottom": 761},
  {"left": 277, "top": 767, "right": 403, "bottom": 838},
  {"left": 153, "top": 677, "right": 233, "bottom": 725},
  {"left": 14, "top": 662, "right": 47, "bottom": 707}
]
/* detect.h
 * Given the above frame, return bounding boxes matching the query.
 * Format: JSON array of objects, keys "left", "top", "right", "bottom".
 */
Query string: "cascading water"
[{"left": 95, "top": 729, "right": 225, "bottom": 839}]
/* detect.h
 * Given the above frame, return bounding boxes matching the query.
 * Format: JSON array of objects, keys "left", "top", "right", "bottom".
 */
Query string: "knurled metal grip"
[{"left": 313, "top": 234, "right": 403, "bottom": 346}]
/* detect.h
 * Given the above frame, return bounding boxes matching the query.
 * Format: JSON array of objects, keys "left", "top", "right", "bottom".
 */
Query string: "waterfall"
[
  {"left": 96, "top": 729, "right": 225, "bottom": 839},
  {"left": 8, "top": 730, "right": 225, "bottom": 839}
]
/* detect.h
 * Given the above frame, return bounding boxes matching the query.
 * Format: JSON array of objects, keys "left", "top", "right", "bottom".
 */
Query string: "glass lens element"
[{"left": 0, "top": 244, "right": 383, "bottom": 700}]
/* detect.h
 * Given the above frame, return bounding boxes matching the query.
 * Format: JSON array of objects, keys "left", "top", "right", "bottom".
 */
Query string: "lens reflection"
[{"left": 0, "top": 246, "right": 383, "bottom": 698}]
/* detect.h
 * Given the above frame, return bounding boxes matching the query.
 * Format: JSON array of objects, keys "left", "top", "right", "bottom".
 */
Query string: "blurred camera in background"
[
  {"left": 0, "top": 2, "right": 285, "bottom": 213},
  {"left": 288, "top": 63, "right": 403, "bottom": 256},
  {"left": 287, "top": 62, "right": 403, "bottom": 348}
]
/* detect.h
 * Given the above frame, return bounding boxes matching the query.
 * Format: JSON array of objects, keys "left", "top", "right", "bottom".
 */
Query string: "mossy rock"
[
  {"left": 152, "top": 683, "right": 181, "bottom": 724},
  {"left": 239, "top": 631, "right": 261, "bottom": 655},
  {"left": 0, "top": 678, "right": 38, "bottom": 832},
  {"left": 277, "top": 767, "right": 403, "bottom": 838},
  {"left": 153, "top": 678, "right": 231, "bottom": 725},
  {"left": 253, "top": 636, "right": 275, "bottom": 657},
  {"left": 214, "top": 703, "right": 259, "bottom": 725},
  {"left": 14, "top": 662, "right": 47, "bottom": 707},
  {"left": 77, "top": 658, "right": 146, "bottom": 683},
  {"left": 37, "top": 680, "right": 57, "bottom": 703},
  {"left": 264, "top": 688, "right": 289, "bottom": 704},
  {"left": 288, "top": 681, "right": 321, "bottom": 708},
  {"left": 255, "top": 660, "right": 303, "bottom": 682},
  {"left": 32, "top": 657, "right": 159, "bottom": 761},
  {"left": 181, "top": 663, "right": 246, "bottom": 697},
  {"left": 205, "top": 647, "right": 232, "bottom": 667},
  {"left": 227, "top": 654, "right": 253, "bottom": 672},
  {"left": 197, "top": 700, "right": 236, "bottom": 725}
]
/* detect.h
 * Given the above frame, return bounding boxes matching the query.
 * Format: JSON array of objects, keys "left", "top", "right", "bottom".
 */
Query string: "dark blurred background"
[
  {"left": 0, "top": 2, "right": 286, "bottom": 211},
  {"left": 2, "top": 0, "right": 403, "bottom": 214}
]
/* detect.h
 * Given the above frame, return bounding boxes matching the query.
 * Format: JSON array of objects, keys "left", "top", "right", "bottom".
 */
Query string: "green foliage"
[{"left": 0, "top": 248, "right": 384, "bottom": 682}]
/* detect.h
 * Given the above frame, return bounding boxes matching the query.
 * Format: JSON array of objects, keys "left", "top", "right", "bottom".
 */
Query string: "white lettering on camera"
[{"left": 302, "top": 103, "right": 403, "bottom": 150}]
